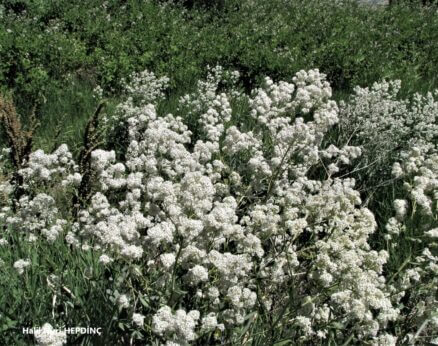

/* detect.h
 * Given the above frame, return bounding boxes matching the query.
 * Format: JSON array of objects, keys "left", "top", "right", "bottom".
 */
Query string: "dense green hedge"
[{"left": 1, "top": 0, "right": 437, "bottom": 111}]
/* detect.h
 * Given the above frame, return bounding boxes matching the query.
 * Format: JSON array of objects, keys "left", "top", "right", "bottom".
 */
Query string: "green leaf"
[
  {"left": 0, "top": 317, "right": 17, "bottom": 332},
  {"left": 273, "top": 340, "right": 292, "bottom": 346},
  {"left": 139, "top": 295, "right": 149, "bottom": 308}
]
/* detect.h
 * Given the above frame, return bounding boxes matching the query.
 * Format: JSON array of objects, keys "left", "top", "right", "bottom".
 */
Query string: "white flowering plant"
[
  {"left": 0, "top": 67, "right": 437, "bottom": 345},
  {"left": 380, "top": 144, "right": 438, "bottom": 344},
  {"left": 337, "top": 80, "right": 438, "bottom": 191}
]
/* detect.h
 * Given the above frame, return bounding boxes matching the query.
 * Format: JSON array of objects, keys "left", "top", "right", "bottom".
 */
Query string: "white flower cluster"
[
  {"left": 247, "top": 69, "right": 339, "bottom": 181},
  {"left": 179, "top": 65, "right": 242, "bottom": 120},
  {"left": 122, "top": 69, "right": 169, "bottom": 105},
  {"left": 74, "top": 192, "right": 147, "bottom": 259},
  {"left": 62, "top": 68, "right": 400, "bottom": 343},
  {"left": 383, "top": 143, "right": 438, "bottom": 343},
  {"left": 392, "top": 145, "right": 438, "bottom": 216},
  {"left": 152, "top": 306, "right": 200, "bottom": 343},
  {"left": 117, "top": 294, "right": 130, "bottom": 309},
  {"left": 338, "top": 80, "right": 438, "bottom": 185},
  {"left": 19, "top": 144, "right": 80, "bottom": 188},
  {"left": 1, "top": 193, "right": 66, "bottom": 242},
  {"left": 34, "top": 323, "right": 67, "bottom": 346},
  {"left": 3, "top": 67, "right": 431, "bottom": 343},
  {"left": 90, "top": 150, "right": 127, "bottom": 191},
  {"left": 13, "top": 258, "right": 31, "bottom": 275},
  {"left": 132, "top": 312, "right": 145, "bottom": 327}
]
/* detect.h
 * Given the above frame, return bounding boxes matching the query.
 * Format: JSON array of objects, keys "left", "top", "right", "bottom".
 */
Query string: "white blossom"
[
  {"left": 34, "top": 323, "right": 67, "bottom": 346},
  {"left": 13, "top": 259, "right": 31, "bottom": 275}
]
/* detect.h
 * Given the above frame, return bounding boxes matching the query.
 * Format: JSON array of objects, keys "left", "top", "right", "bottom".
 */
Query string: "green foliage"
[
  {"left": 0, "top": 0, "right": 436, "bottom": 163},
  {"left": 0, "top": 231, "right": 116, "bottom": 344},
  {"left": 1, "top": 0, "right": 438, "bottom": 105}
]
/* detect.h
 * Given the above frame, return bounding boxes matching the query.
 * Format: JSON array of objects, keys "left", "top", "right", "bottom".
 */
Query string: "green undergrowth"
[{"left": 0, "top": 0, "right": 437, "bottom": 138}]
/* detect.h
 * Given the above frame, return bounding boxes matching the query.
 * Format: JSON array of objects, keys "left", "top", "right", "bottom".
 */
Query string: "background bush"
[{"left": 1, "top": 0, "right": 437, "bottom": 108}]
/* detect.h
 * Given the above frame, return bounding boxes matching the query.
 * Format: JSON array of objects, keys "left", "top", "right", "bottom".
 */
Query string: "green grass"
[
  {"left": 33, "top": 79, "right": 99, "bottom": 153},
  {"left": 0, "top": 231, "right": 115, "bottom": 344}
]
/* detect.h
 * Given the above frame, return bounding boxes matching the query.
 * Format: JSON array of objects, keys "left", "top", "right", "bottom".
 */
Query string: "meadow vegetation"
[{"left": 0, "top": 0, "right": 437, "bottom": 344}]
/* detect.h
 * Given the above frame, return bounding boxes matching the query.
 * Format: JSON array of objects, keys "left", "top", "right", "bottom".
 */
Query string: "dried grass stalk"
[
  {"left": 72, "top": 102, "right": 105, "bottom": 216},
  {"left": 0, "top": 95, "right": 39, "bottom": 206}
]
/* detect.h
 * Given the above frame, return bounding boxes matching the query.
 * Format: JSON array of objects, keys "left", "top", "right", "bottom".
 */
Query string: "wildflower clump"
[
  {"left": 338, "top": 80, "right": 438, "bottom": 188},
  {"left": 1, "top": 67, "right": 437, "bottom": 344},
  {"left": 13, "top": 259, "right": 30, "bottom": 275},
  {"left": 56, "top": 68, "right": 399, "bottom": 344},
  {"left": 382, "top": 143, "right": 438, "bottom": 343},
  {"left": 34, "top": 323, "right": 67, "bottom": 346}
]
